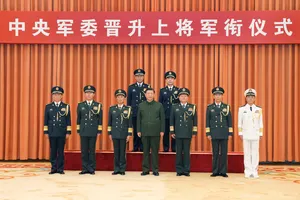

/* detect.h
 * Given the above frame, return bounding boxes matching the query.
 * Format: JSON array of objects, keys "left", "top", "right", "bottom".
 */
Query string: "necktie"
[
  {"left": 56, "top": 103, "right": 59, "bottom": 107},
  {"left": 169, "top": 87, "right": 172, "bottom": 91},
  {"left": 217, "top": 104, "right": 220, "bottom": 108},
  {"left": 118, "top": 106, "right": 122, "bottom": 110},
  {"left": 250, "top": 107, "right": 252, "bottom": 111}
]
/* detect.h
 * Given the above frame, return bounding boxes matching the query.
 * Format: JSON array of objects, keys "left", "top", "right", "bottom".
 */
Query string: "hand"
[
  {"left": 66, "top": 134, "right": 70, "bottom": 139},
  {"left": 160, "top": 132, "right": 164, "bottom": 137},
  {"left": 207, "top": 135, "right": 212, "bottom": 140},
  {"left": 109, "top": 135, "right": 112, "bottom": 141},
  {"left": 126, "top": 136, "right": 130, "bottom": 143},
  {"left": 171, "top": 134, "right": 175, "bottom": 139},
  {"left": 137, "top": 132, "right": 141, "bottom": 137}
]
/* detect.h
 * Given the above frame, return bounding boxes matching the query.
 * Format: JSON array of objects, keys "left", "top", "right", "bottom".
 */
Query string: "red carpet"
[{"left": 65, "top": 151, "right": 244, "bottom": 173}]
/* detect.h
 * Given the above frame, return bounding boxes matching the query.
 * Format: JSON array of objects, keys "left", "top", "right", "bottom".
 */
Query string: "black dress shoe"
[
  {"left": 58, "top": 171, "right": 65, "bottom": 174},
  {"left": 89, "top": 171, "right": 95, "bottom": 175},
  {"left": 120, "top": 172, "right": 125, "bottom": 175},
  {"left": 153, "top": 172, "right": 159, "bottom": 176},
  {"left": 141, "top": 172, "right": 150, "bottom": 176},
  {"left": 183, "top": 172, "right": 190, "bottom": 177},
  {"left": 112, "top": 171, "right": 119, "bottom": 175},
  {"left": 79, "top": 171, "right": 88, "bottom": 175},
  {"left": 220, "top": 173, "right": 228, "bottom": 177},
  {"left": 210, "top": 173, "right": 218, "bottom": 177},
  {"left": 49, "top": 170, "right": 56, "bottom": 174},
  {"left": 176, "top": 173, "right": 182, "bottom": 176}
]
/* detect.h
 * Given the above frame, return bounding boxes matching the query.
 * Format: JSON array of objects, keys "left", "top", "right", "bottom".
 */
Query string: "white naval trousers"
[{"left": 243, "top": 139, "right": 260, "bottom": 177}]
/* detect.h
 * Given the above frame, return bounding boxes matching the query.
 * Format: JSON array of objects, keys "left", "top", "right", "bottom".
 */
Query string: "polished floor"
[{"left": 0, "top": 163, "right": 299, "bottom": 200}]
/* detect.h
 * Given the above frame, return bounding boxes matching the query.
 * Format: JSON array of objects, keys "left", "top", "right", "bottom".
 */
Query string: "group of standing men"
[{"left": 44, "top": 69, "right": 263, "bottom": 179}]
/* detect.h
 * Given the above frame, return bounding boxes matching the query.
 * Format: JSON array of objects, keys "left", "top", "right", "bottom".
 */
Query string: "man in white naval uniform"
[{"left": 238, "top": 88, "right": 263, "bottom": 178}]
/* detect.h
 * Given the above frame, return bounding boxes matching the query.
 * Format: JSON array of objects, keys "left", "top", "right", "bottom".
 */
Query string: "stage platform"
[{"left": 65, "top": 151, "right": 244, "bottom": 173}]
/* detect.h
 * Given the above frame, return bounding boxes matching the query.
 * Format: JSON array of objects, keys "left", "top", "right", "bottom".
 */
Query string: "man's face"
[
  {"left": 52, "top": 93, "right": 62, "bottom": 102},
  {"left": 116, "top": 95, "right": 125, "bottom": 104},
  {"left": 145, "top": 90, "right": 154, "bottom": 101},
  {"left": 85, "top": 92, "right": 95, "bottom": 100},
  {"left": 179, "top": 94, "right": 188, "bottom": 103},
  {"left": 166, "top": 77, "right": 175, "bottom": 86},
  {"left": 135, "top": 75, "right": 144, "bottom": 83},
  {"left": 214, "top": 93, "right": 223, "bottom": 102},
  {"left": 246, "top": 95, "right": 255, "bottom": 104}
]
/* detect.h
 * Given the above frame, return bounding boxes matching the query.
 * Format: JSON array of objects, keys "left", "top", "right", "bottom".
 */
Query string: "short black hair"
[{"left": 145, "top": 88, "right": 155, "bottom": 93}]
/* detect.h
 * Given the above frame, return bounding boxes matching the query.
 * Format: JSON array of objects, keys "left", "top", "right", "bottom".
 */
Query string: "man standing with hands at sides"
[
  {"left": 77, "top": 85, "right": 103, "bottom": 175},
  {"left": 170, "top": 88, "right": 197, "bottom": 176},
  {"left": 206, "top": 87, "right": 233, "bottom": 178},
  {"left": 127, "top": 69, "right": 151, "bottom": 152},
  {"left": 238, "top": 88, "right": 263, "bottom": 178},
  {"left": 108, "top": 89, "right": 132, "bottom": 175},
  {"left": 44, "top": 86, "right": 71, "bottom": 174},
  {"left": 137, "top": 88, "right": 165, "bottom": 176},
  {"left": 159, "top": 71, "right": 180, "bottom": 152}
]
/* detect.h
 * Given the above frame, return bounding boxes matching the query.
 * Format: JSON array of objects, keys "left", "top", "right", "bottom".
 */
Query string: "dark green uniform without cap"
[{"left": 137, "top": 92, "right": 165, "bottom": 174}]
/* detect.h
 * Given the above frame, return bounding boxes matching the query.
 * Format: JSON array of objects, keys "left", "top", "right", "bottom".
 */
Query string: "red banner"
[{"left": 0, "top": 11, "right": 299, "bottom": 44}]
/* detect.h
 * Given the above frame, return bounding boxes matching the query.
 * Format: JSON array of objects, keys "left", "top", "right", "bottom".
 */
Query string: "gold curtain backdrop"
[{"left": 0, "top": 0, "right": 299, "bottom": 162}]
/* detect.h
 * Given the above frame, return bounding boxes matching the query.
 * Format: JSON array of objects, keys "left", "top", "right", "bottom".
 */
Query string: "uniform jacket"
[
  {"left": 44, "top": 102, "right": 71, "bottom": 137},
  {"left": 108, "top": 105, "right": 133, "bottom": 139},
  {"left": 238, "top": 104, "right": 263, "bottom": 140},
  {"left": 127, "top": 83, "right": 151, "bottom": 117},
  {"left": 206, "top": 102, "right": 233, "bottom": 139},
  {"left": 77, "top": 101, "right": 103, "bottom": 137},
  {"left": 137, "top": 100, "right": 165, "bottom": 136},
  {"left": 158, "top": 86, "right": 180, "bottom": 119},
  {"left": 170, "top": 103, "right": 197, "bottom": 138}
]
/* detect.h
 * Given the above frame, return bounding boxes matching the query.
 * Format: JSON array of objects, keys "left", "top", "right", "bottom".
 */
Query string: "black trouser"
[
  {"left": 176, "top": 138, "right": 191, "bottom": 173},
  {"left": 142, "top": 136, "right": 160, "bottom": 173},
  {"left": 163, "top": 119, "right": 176, "bottom": 152},
  {"left": 80, "top": 136, "right": 97, "bottom": 172},
  {"left": 132, "top": 117, "right": 142, "bottom": 151},
  {"left": 212, "top": 139, "right": 228, "bottom": 174},
  {"left": 49, "top": 136, "right": 66, "bottom": 172},
  {"left": 113, "top": 139, "right": 127, "bottom": 172}
]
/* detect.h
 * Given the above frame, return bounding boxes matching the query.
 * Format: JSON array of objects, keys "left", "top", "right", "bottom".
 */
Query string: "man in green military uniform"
[
  {"left": 108, "top": 89, "right": 132, "bottom": 175},
  {"left": 137, "top": 88, "right": 165, "bottom": 176},
  {"left": 206, "top": 87, "right": 233, "bottom": 178},
  {"left": 77, "top": 85, "right": 103, "bottom": 175},
  {"left": 170, "top": 88, "right": 197, "bottom": 176},
  {"left": 44, "top": 86, "right": 71, "bottom": 174}
]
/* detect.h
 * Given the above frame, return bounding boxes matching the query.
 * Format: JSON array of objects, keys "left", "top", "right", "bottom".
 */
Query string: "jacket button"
[
  {"left": 180, "top": 120, "right": 182, "bottom": 122},
  {"left": 180, "top": 116, "right": 182, "bottom": 118},
  {"left": 116, "top": 122, "right": 118, "bottom": 124},
  {"left": 86, "top": 114, "right": 88, "bottom": 116},
  {"left": 91, "top": 124, "right": 93, "bottom": 125},
  {"left": 221, "top": 125, "right": 223, "bottom": 127},
  {"left": 85, "top": 123, "right": 87, "bottom": 125},
  {"left": 216, "top": 125, "right": 218, "bottom": 127},
  {"left": 53, "top": 124, "right": 55, "bottom": 126},
  {"left": 116, "top": 126, "right": 118, "bottom": 128},
  {"left": 53, "top": 116, "right": 55, "bottom": 117},
  {"left": 215, "top": 121, "right": 217, "bottom": 122},
  {"left": 53, "top": 120, "right": 55, "bottom": 122}
]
